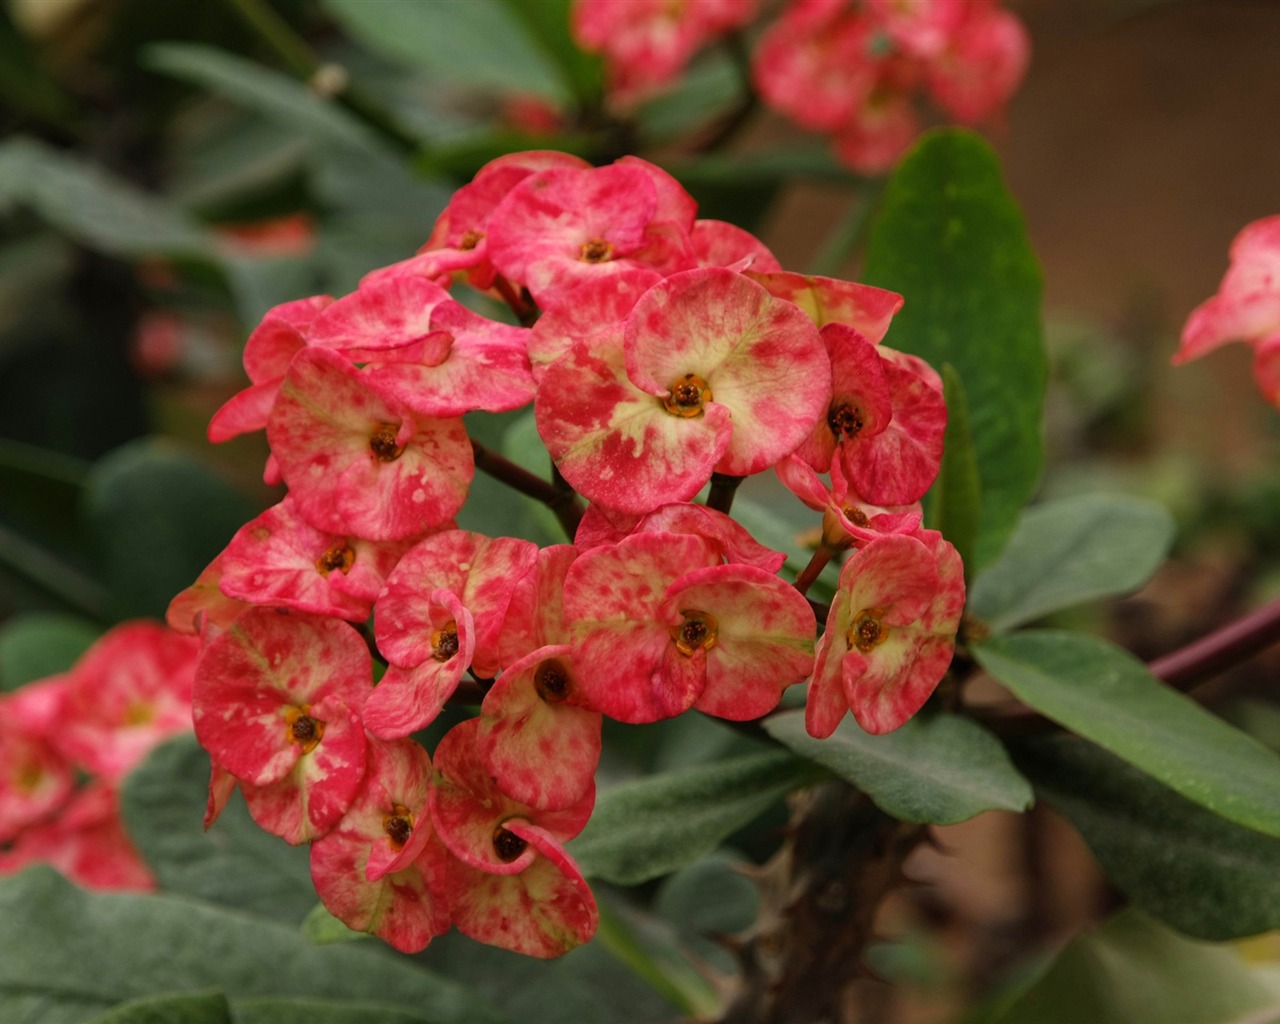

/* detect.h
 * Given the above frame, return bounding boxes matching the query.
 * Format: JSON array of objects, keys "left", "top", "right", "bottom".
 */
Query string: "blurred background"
[{"left": 1, "top": 0, "right": 1278, "bottom": 1020}]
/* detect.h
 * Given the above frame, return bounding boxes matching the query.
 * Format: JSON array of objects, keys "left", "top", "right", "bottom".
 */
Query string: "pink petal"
[{"left": 747, "top": 270, "right": 903, "bottom": 343}]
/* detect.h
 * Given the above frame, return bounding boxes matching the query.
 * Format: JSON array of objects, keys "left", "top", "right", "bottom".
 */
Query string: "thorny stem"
[
  {"left": 793, "top": 546, "right": 834, "bottom": 598},
  {"left": 470, "top": 439, "right": 584, "bottom": 540},
  {"left": 493, "top": 275, "right": 537, "bottom": 328},
  {"left": 706, "top": 472, "right": 744, "bottom": 515}
]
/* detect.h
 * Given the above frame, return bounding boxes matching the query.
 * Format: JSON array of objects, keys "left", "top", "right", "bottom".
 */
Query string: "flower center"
[
  {"left": 431, "top": 622, "right": 460, "bottom": 662},
  {"left": 534, "top": 659, "right": 571, "bottom": 704},
  {"left": 458, "top": 229, "right": 483, "bottom": 251},
  {"left": 848, "top": 609, "right": 888, "bottom": 653},
  {"left": 579, "top": 237, "right": 614, "bottom": 263},
  {"left": 827, "top": 402, "right": 864, "bottom": 441},
  {"left": 671, "top": 611, "right": 719, "bottom": 656},
  {"left": 285, "top": 706, "right": 325, "bottom": 754},
  {"left": 493, "top": 825, "right": 528, "bottom": 862},
  {"left": 662, "top": 373, "right": 712, "bottom": 418},
  {"left": 315, "top": 542, "right": 356, "bottom": 576},
  {"left": 369, "top": 422, "right": 405, "bottom": 463},
  {"left": 383, "top": 804, "right": 413, "bottom": 850},
  {"left": 842, "top": 505, "right": 870, "bottom": 528}
]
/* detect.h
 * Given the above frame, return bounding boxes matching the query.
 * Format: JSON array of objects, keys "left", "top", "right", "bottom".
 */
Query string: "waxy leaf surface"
[{"left": 975, "top": 630, "right": 1280, "bottom": 838}]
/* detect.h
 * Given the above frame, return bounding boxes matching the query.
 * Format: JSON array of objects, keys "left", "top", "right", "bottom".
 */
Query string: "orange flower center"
[
  {"left": 431, "top": 622, "right": 460, "bottom": 662},
  {"left": 579, "top": 237, "right": 614, "bottom": 263},
  {"left": 848, "top": 609, "right": 889, "bottom": 653},
  {"left": 285, "top": 706, "right": 325, "bottom": 754},
  {"left": 383, "top": 804, "right": 413, "bottom": 849},
  {"left": 534, "top": 659, "right": 571, "bottom": 704},
  {"left": 662, "top": 373, "right": 711, "bottom": 417},
  {"left": 671, "top": 611, "right": 719, "bottom": 656},
  {"left": 828, "top": 402, "right": 864, "bottom": 441},
  {"left": 315, "top": 542, "right": 356, "bottom": 576},
  {"left": 369, "top": 422, "right": 405, "bottom": 463}
]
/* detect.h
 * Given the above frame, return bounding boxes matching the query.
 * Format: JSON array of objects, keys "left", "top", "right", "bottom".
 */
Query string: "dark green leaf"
[
  {"left": 655, "top": 853, "right": 758, "bottom": 937},
  {"left": 986, "top": 909, "right": 1280, "bottom": 1024},
  {"left": 765, "top": 710, "right": 1032, "bottom": 824},
  {"left": 233, "top": 999, "right": 433, "bottom": 1024},
  {"left": 321, "top": 0, "right": 566, "bottom": 100},
  {"left": 144, "top": 45, "right": 394, "bottom": 156},
  {"left": 497, "top": 0, "right": 603, "bottom": 103},
  {"left": 0, "top": 138, "right": 216, "bottom": 260},
  {"left": 0, "top": 612, "right": 99, "bottom": 690},
  {"left": 974, "top": 631, "right": 1280, "bottom": 837},
  {"left": 594, "top": 900, "right": 718, "bottom": 1019},
  {"left": 81, "top": 439, "right": 257, "bottom": 620},
  {"left": 121, "top": 736, "right": 315, "bottom": 923},
  {"left": 968, "top": 493, "right": 1175, "bottom": 633},
  {"left": 1014, "top": 735, "right": 1280, "bottom": 940},
  {"left": 0, "top": 867, "right": 506, "bottom": 1024},
  {"left": 568, "top": 750, "right": 823, "bottom": 885},
  {"left": 862, "top": 129, "right": 1046, "bottom": 568},
  {"left": 89, "top": 991, "right": 230, "bottom": 1024},
  {"left": 928, "top": 364, "right": 981, "bottom": 577}
]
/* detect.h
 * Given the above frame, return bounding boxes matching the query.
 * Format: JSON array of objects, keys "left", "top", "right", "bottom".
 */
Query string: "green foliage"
[
  {"left": 968, "top": 493, "right": 1175, "bottom": 633},
  {"left": 0, "top": 611, "right": 98, "bottom": 690},
  {"left": 765, "top": 710, "right": 1033, "bottom": 824},
  {"left": 1014, "top": 736, "right": 1280, "bottom": 940},
  {"left": 497, "top": 0, "right": 604, "bottom": 103},
  {"left": 81, "top": 440, "right": 257, "bottom": 621},
  {"left": 863, "top": 129, "right": 1046, "bottom": 569},
  {"left": 299, "top": 904, "right": 373, "bottom": 946},
  {"left": 88, "top": 991, "right": 231, "bottom": 1024},
  {"left": 568, "top": 749, "right": 823, "bottom": 885},
  {"left": 0, "top": 138, "right": 217, "bottom": 261},
  {"left": 929, "top": 364, "right": 981, "bottom": 576},
  {"left": 121, "top": 736, "right": 316, "bottom": 924},
  {"left": 0, "top": 867, "right": 507, "bottom": 1024},
  {"left": 321, "top": 0, "right": 567, "bottom": 101},
  {"left": 974, "top": 631, "right": 1280, "bottom": 837},
  {"left": 983, "top": 909, "right": 1280, "bottom": 1024}
]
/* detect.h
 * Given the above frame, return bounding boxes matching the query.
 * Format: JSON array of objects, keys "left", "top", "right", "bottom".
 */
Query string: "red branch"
[{"left": 1149, "top": 593, "right": 1280, "bottom": 691}]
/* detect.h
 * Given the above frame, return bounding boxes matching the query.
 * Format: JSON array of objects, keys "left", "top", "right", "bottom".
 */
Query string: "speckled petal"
[{"left": 747, "top": 270, "right": 903, "bottom": 343}]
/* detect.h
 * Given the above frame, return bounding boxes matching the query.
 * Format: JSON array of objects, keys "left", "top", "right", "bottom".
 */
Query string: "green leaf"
[
  {"left": 0, "top": 138, "right": 216, "bottom": 261},
  {"left": 0, "top": 867, "right": 506, "bottom": 1024},
  {"left": 986, "top": 909, "right": 1280, "bottom": 1024},
  {"left": 321, "top": 0, "right": 566, "bottom": 101},
  {"left": 144, "top": 45, "right": 394, "bottom": 156},
  {"left": 968, "top": 493, "right": 1175, "bottom": 634},
  {"left": 928, "top": 364, "right": 981, "bottom": 577},
  {"left": 497, "top": 0, "right": 603, "bottom": 103},
  {"left": 765, "top": 710, "right": 1032, "bottom": 824},
  {"left": 233, "top": 999, "right": 434, "bottom": 1024},
  {"left": 594, "top": 900, "right": 719, "bottom": 1019},
  {"left": 1014, "top": 735, "right": 1280, "bottom": 941},
  {"left": 81, "top": 439, "right": 257, "bottom": 620},
  {"left": 89, "top": 991, "right": 231, "bottom": 1024},
  {"left": 862, "top": 129, "right": 1046, "bottom": 568},
  {"left": 300, "top": 904, "right": 372, "bottom": 945},
  {"left": 121, "top": 736, "right": 315, "bottom": 923},
  {"left": 974, "top": 631, "right": 1280, "bottom": 838},
  {"left": 568, "top": 750, "right": 823, "bottom": 885},
  {"left": 0, "top": 612, "right": 99, "bottom": 691}
]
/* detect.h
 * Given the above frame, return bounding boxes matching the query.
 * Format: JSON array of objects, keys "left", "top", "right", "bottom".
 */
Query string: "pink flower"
[
  {"left": 1175, "top": 214, "right": 1280, "bottom": 406},
  {"left": 53, "top": 621, "right": 199, "bottom": 783},
  {"left": 266, "top": 347, "right": 474, "bottom": 542},
  {"left": 747, "top": 270, "right": 904, "bottom": 342},
  {"left": 807, "top": 530, "right": 964, "bottom": 737},
  {"left": 927, "top": 3, "right": 1030, "bottom": 125},
  {"left": 776, "top": 454, "right": 922, "bottom": 550},
  {"left": 430, "top": 719, "right": 597, "bottom": 958},
  {"left": 310, "top": 738, "right": 451, "bottom": 952},
  {"left": 192, "top": 609, "right": 372, "bottom": 843},
  {"left": 0, "top": 680, "right": 74, "bottom": 843}
]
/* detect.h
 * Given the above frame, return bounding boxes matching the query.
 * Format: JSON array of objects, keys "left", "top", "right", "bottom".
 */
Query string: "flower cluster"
[
  {"left": 178, "top": 150, "right": 964, "bottom": 956},
  {"left": 0, "top": 622, "right": 198, "bottom": 890},
  {"left": 570, "top": 0, "right": 1029, "bottom": 173},
  {"left": 1174, "top": 214, "right": 1280, "bottom": 408}
]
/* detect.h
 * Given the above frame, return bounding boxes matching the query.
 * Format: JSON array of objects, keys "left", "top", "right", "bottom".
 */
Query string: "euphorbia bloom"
[
  {"left": 1174, "top": 214, "right": 1280, "bottom": 406},
  {"left": 267, "top": 347, "right": 474, "bottom": 541},
  {"left": 430, "top": 719, "right": 597, "bottom": 958},
  {"left": 537, "top": 267, "right": 830, "bottom": 514},
  {"left": 807, "top": 530, "right": 965, "bottom": 737},
  {"left": 310, "top": 738, "right": 451, "bottom": 952},
  {"left": 192, "top": 608, "right": 372, "bottom": 843}
]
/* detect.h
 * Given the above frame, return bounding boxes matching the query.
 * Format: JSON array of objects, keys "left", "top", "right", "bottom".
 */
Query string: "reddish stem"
[
  {"left": 706, "top": 472, "right": 743, "bottom": 515},
  {"left": 793, "top": 546, "right": 834, "bottom": 598},
  {"left": 492, "top": 275, "right": 537, "bottom": 327},
  {"left": 1149, "top": 594, "right": 1280, "bottom": 691},
  {"left": 470, "top": 440, "right": 583, "bottom": 539}
]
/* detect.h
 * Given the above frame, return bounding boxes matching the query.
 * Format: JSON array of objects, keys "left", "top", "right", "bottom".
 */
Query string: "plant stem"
[
  {"left": 470, "top": 439, "right": 583, "bottom": 540},
  {"left": 1148, "top": 594, "right": 1280, "bottom": 691},
  {"left": 493, "top": 275, "right": 537, "bottom": 327},
  {"left": 223, "top": 0, "right": 423, "bottom": 154},
  {"left": 793, "top": 546, "right": 833, "bottom": 598},
  {"left": 706, "top": 472, "right": 743, "bottom": 515}
]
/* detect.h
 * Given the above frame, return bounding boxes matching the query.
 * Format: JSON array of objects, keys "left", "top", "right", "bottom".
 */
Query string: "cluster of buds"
[
  {"left": 0, "top": 622, "right": 198, "bottom": 890},
  {"left": 570, "top": 0, "right": 1029, "bottom": 173},
  {"left": 175, "top": 150, "right": 964, "bottom": 956},
  {"left": 1174, "top": 214, "right": 1280, "bottom": 408}
]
